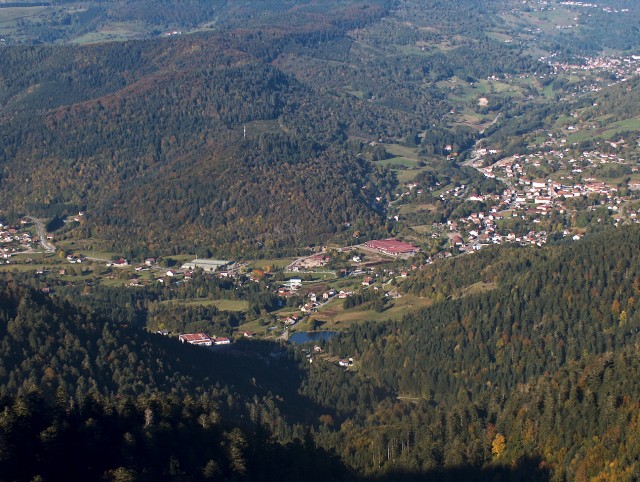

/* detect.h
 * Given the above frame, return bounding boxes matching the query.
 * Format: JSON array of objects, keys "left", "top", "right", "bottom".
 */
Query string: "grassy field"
[
  {"left": 602, "top": 118, "right": 640, "bottom": 136},
  {"left": 238, "top": 293, "right": 434, "bottom": 338},
  {"left": 410, "top": 224, "right": 435, "bottom": 235},
  {"left": 566, "top": 117, "right": 640, "bottom": 143},
  {"left": 244, "top": 119, "right": 284, "bottom": 136},
  {"left": 456, "top": 281, "right": 497, "bottom": 299},
  {"left": 346, "top": 89, "right": 367, "bottom": 99},
  {"left": 486, "top": 31, "right": 512, "bottom": 43},
  {"left": 100, "top": 277, "right": 129, "bottom": 287},
  {"left": 458, "top": 111, "right": 492, "bottom": 127},
  {"left": 396, "top": 44, "right": 436, "bottom": 56},
  {"left": 55, "top": 239, "right": 120, "bottom": 259},
  {"left": 314, "top": 294, "right": 433, "bottom": 328},
  {"left": 439, "top": 77, "right": 525, "bottom": 107},
  {"left": 159, "top": 298, "right": 249, "bottom": 311},
  {"left": 167, "top": 254, "right": 200, "bottom": 262},
  {"left": 514, "top": 8, "right": 577, "bottom": 34},
  {"left": 56, "top": 272, "right": 96, "bottom": 282},
  {"left": 236, "top": 319, "right": 271, "bottom": 336},
  {"left": 394, "top": 167, "right": 429, "bottom": 183},
  {"left": 384, "top": 143, "right": 421, "bottom": 159},
  {"left": 398, "top": 203, "right": 437, "bottom": 215},
  {"left": 0, "top": 6, "right": 50, "bottom": 34},
  {"left": 0, "top": 262, "right": 48, "bottom": 273},
  {"left": 377, "top": 156, "right": 420, "bottom": 168},
  {"left": 379, "top": 144, "right": 431, "bottom": 183}
]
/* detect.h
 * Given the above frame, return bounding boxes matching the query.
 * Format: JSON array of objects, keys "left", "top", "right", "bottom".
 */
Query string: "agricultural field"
[
  {"left": 379, "top": 143, "right": 430, "bottom": 182},
  {"left": 0, "top": 5, "right": 55, "bottom": 40}
]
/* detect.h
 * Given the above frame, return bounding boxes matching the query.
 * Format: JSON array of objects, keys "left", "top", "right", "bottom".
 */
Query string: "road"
[
  {"left": 26, "top": 216, "right": 55, "bottom": 253},
  {"left": 477, "top": 113, "right": 501, "bottom": 135}
]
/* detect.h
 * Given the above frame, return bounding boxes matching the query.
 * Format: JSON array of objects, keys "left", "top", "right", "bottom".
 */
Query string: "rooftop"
[
  {"left": 180, "top": 258, "right": 231, "bottom": 272},
  {"left": 365, "top": 238, "right": 420, "bottom": 254}
]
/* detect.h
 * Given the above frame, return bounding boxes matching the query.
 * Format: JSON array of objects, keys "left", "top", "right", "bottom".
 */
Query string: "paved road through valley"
[{"left": 27, "top": 216, "right": 55, "bottom": 253}]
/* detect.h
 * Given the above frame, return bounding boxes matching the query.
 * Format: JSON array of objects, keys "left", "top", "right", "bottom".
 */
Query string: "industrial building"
[
  {"left": 180, "top": 258, "right": 231, "bottom": 272},
  {"left": 365, "top": 238, "right": 420, "bottom": 256},
  {"left": 178, "top": 333, "right": 212, "bottom": 346}
]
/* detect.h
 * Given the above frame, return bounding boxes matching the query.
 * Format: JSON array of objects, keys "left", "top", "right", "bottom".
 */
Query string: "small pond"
[{"left": 289, "top": 331, "right": 337, "bottom": 344}]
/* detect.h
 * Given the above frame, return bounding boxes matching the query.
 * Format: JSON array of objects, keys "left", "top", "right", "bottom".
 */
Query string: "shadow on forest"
[
  {"left": 267, "top": 436, "right": 550, "bottom": 482},
  {"left": 209, "top": 341, "right": 551, "bottom": 482}
]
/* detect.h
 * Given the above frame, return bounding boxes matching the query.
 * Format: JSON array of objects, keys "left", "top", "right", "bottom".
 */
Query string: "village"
[
  {"left": 0, "top": 218, "right": 39, "bottom": 261},
  {"left": 402, "top": 135, "right": 640, "bottom": 256},
  {"left": 5, "top": 132, "right": 640, "bottom": 345},
  {"left": 0, "top": 213, "right": 418, "bottom": 371},
  {"left": 546, "top": 53, "right": 640, "bottom": 82}
]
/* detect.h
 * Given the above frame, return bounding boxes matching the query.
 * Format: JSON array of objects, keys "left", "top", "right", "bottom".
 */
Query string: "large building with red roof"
[
  {"left": 179, "top": 332, "right": 212, "bottom": 346},
  {"left": 365, "top": 238, "right": 420, "bottom": 256}
]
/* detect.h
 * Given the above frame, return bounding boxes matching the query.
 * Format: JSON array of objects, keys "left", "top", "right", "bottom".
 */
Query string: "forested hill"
[
  {"left": 321, "top": 226, "right": 640, "bottom": 478},
  {"left": 0, "top": 278, "right": 360, "bottom": 481},
  {"left": 0, "top": 0, "right": 565, "bottom": 255},
  {"left": 0, "top": 29, "right": 396, "bottom": 255},
  {"left": 333, "top": 226, "right": 640, "bottom": 399}
]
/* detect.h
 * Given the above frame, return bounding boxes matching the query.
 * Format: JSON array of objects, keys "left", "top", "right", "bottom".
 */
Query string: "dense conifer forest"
[{"left": 2, "top": 226, "right": 640, "bottom": 480}]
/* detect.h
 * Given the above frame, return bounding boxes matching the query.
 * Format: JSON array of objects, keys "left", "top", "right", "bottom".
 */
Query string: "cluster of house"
[
  {"left": 550, "top": 55, "right": 640, "bottom": 77},
  {"left": 276, "top": 277, "right": 358, "bottom": 309},
  {"left": 444, "top": 214, "right": 549, "bottom": 252},
  {"left": 103, "top": 257, "right": 246, "bottom": 288},
  {"left": 481, "top": 146, "right": 636, "bottom": 206},
  {"left": 300, "top": 289, "right": 343, "bottom": 312},
  {"left": 281, "top": 314, "right": 303, "bottom": 325},
  {"left": 178, "top": 332, "right": 231, "bottom": 347},
  {"left": 420, "top": 184, "right": 537, "bottom": 251},
  {"left": 423, "top": 133, "right": 640, "bottom": 253},
  {"left": 304, "top": 345, "right": 355, "bottom": 368},
  {"left": 277, "top": 278, "right": 302, "bottom": 298},
  {"left": 0, "top": 220, "right": 36, "bottom": 259},
  {"left": 437, "top": 182, "right": 623, "bottom": 253},
  {"left": 557, "top": 1, "right": 630, "bottom": 13},
  {"left": 66, "top": 254, "right": 86, "bottom": 264},
  {"left": 536, "top": 51, "right": 640, "bottom": 100}
]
